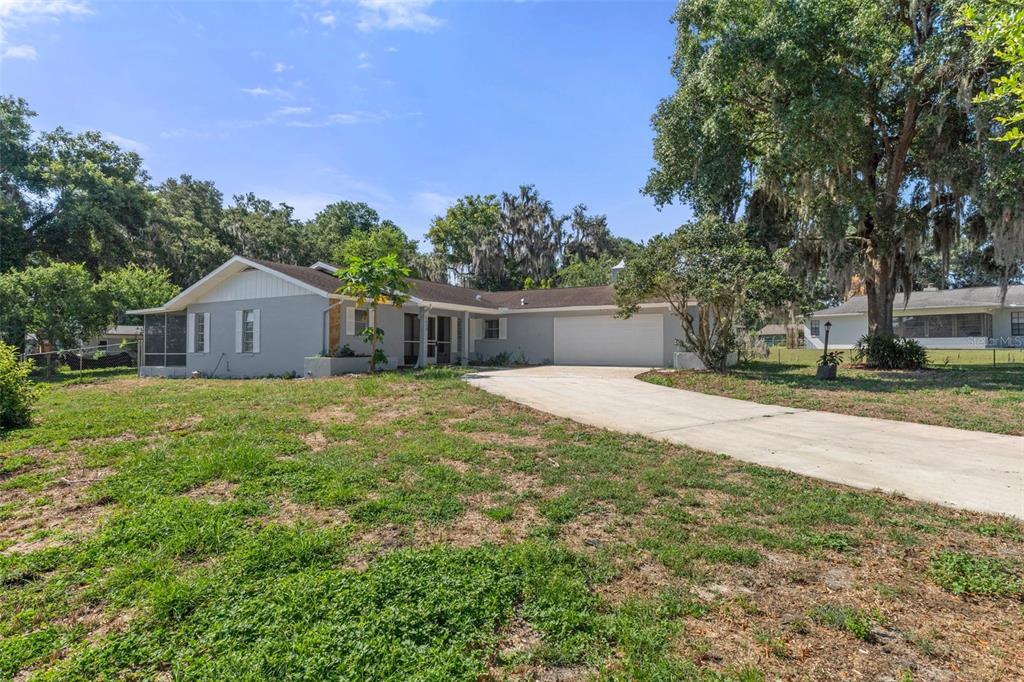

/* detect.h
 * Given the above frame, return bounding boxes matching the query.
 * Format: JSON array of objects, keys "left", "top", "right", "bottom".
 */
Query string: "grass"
[
  {"left": 642, "top": 349, "right": 1024, "bottom": 435},
  {"left": 0, "top": 369, "right": 1022, "bottom": 679}
]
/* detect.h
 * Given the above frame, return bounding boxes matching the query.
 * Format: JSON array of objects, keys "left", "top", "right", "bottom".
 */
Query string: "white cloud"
[
  {"left": 356, "top": 0, "right": 442, "bottom": 32},
  {"left": 385, "top": 46, "right": 398, "bottom": 52},
  {"left": 357, "top": 51, "right": 371, "bottom": 69},
  {"left": 273, "top": 106, "right": 311, "bottom": 117},
  {"left": 317, "top": 12, "right": 336, "bottom": 27},
  {"left": 239, "top": 86, "right": 292, "bottom": 99},
  {"left": 1, "top": 43, "right": 36, "bottom": 59},
  {"left": 272, "top": 61, "right": 291, "bottom": 73},
  {"left": 0, "top": 0, "right": 91, "bottom": 50},
  {"left": 412, "top": 191, "right": 454, "bottom": 217},
  {"left": 103, "top": 132, "right": 147, "bottom": 152},
  {"left": 286, "top": 110, "right": 392, "bottom": 128}
]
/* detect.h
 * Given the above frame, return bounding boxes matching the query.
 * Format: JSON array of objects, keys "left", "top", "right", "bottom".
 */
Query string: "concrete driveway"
[{"left": 465, "top": 365, "right": 1024, "bottom": 519}]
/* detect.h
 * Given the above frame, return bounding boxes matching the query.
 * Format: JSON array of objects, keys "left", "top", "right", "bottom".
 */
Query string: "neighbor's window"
[
  {"left": 1013, "top": 312, "right": 1024, "bottom": 336},
  {"left": 809, "top": 320, "right": 820, "bottom": 338},
  {"left": 242, "top": 309, "right": 255, "bottom": 353},
  {"left": 484, "top": 318, "right": 500, "bottom": 339},
  {"left": 194, "top": 313, "right": 205, "bottom": 352},
  {"left": 354, "top": 309, "right": 369, "bottom": 334}
]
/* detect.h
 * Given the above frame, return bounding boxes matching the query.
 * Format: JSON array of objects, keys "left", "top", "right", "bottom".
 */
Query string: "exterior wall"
[
  {"left": 195, "top": 268, "right": 310, "bottom": 303},
  {"left": 803, "top": 315, "right": 865, "bottom": 349},
  {"left": 184, "top": 294, "right": 328, "bottom": 378},
  {"left": 469, "top": 306, "right": 689, "bottom": 367},
  {"left": 807, "top": 308, "right": 1023, "bottom": 349}
]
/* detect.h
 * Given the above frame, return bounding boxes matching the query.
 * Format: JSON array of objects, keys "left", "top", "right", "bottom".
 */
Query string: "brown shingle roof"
[
  {"left": 255, "top": 259, "right": 637, "bottom": 310},
  {"left": 251, "top": 258, "right": 343, "bottom": 294}
]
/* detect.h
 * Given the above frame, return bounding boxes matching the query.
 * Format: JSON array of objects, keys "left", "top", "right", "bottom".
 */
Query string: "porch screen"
[
  {"left": 894, "top": 313, "right": 991, "bottom": 338},
  {"left": 144, "top": 313, "right": 187, "bottom": 367}
]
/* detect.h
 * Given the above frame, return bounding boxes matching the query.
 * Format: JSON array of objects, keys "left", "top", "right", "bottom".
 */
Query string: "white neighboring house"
[
  {"left": 87, "top": 324, "right": 143, "bottom": 358},
  {"left": 804, "top": 285, "right": 1024, "bottom": 349}
]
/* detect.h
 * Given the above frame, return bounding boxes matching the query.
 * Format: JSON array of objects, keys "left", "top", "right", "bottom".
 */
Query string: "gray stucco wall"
[
  {"left": 471, "top": 307, "right": 691, "bottom": 367},
  {"left": 185, "top": 294, "right": 327, "bottom": 378},
  {"left": 807, "top": 308, "right": 1024, "bottom": 349}
]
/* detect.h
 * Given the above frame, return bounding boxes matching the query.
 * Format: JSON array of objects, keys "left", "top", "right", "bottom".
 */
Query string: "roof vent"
[
  {"left": 520, "top": 297, "right": 527, "bottom": 306},
  {"left": 475, "top": 294, "right": 482, "bottom": 301}
]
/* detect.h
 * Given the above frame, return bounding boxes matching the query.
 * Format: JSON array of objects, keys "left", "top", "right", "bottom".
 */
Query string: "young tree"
[
  {"left": 615, "top": 218, "right": 800, "bottom": 371},
  {"left": 96, "top": 265, "right": 181, "bottom": 326},
  {"left": 336, "top": 254, "right": 411, "bottom": 372},
  {"left": 646, "top": 0, "right": 1024, "bottom": 339},
  {"left": 0, "top": 263, "right": 109, "bottom": 352}
]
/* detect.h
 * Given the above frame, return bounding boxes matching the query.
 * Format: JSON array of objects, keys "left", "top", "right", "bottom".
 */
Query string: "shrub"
[
  {"left": 853, "top": 334, "right": 928, "bottom": 370},
  {"left": 0, "top": 342, "right": 36, "bottom": 430}
]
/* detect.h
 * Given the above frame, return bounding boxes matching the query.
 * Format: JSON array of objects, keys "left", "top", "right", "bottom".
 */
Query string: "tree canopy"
[
  {"left": 336, "top": 254, "right": 411, "bottom": 372},
  {"left": 647, "top": 0, "right": 1024, "bottom": 337},
  {"left": 616, "top": 218, "right": 801, "bottom": 370}
]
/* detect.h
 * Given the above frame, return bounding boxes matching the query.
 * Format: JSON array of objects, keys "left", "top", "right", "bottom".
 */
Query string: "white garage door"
[{"left": 553, "top": 314, "right": 664, "bottom": 366}]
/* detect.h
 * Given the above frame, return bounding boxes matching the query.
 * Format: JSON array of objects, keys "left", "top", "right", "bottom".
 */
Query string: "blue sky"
[{"left": 0, "top": 0, "right": 693, "bottom": 246}]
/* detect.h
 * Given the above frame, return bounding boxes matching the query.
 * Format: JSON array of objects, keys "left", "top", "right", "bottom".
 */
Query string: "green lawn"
[
  {"left": 1, "top": 369, "right": 1022, "bottom": 680},
  {"left": 645, "top": 351, "right": 1024, "bottom": 435}
]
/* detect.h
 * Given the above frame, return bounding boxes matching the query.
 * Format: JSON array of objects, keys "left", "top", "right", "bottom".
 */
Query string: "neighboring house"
[
  {"left": 805, "top": 285, "right": 1024, "bottom": 349},
  {"left": 755, "top": 324, "right": 789, "bottom": 348},
  {"left": 129, "top": 255, "right": 694, "bottom": 378},
  {"left": 87, "top": 324, "right": 143, "bottom": 359}
]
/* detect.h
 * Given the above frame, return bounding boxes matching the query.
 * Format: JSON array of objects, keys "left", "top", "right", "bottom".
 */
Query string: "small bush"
[
  {"left": 0, "top": 342, "right": 35, "bottom": 431},
  {"left": 853, "top": 334, "right": 928, "bottom": 370},
  {"left": 929, "top": 551, "right": 1024, "bottom": 597}
]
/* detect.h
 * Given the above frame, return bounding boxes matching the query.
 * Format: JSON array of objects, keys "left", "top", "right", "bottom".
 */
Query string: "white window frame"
[
  {"left": 237, "top": 308, "right": 260, "bottom": 354},
  {"left": 484, "top": 318, "right": 500, "bottom": 340},
  {"left": 1012, "top": 311, "right": 1024, "bottom": 337},
  {"left": 354, "top": 309, "right": 370, "bottom": 335},
  {"left": 809, "top": 320, "right": 820, "bottom": 338}
]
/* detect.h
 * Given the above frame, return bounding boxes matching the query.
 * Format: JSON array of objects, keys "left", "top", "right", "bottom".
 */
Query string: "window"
[
  {"left": 484, "top": 319, "right": 500, "bottom": 340},
  {"left": 194, "top": 314, "right": 205, "bottom": 353},
  {"left": 1013, "top": 312, "right": 1024, "bottom": 337},
  {"left": 354, "top": 309, "right": 369, "bottom": 335},
  {"left": 895, "top": 313, "right": 991, "bottom": 338},
  {"left": 809, "top": 320, "right": 820, "bottom": 338},
  {"left": 143, "top": 313, "right": 187, "bottom": 367},
  {"left": 242, "top": 309, "right": 255, "bottom": 353}
]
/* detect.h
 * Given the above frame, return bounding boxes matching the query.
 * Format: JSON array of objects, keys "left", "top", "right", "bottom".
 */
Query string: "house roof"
[
  {"left": 757, "top": 324, "right": 788, "bottom": 336},
  {"left": 812, "top": 285, "right": 1024, "bottom": 316},
  {"left": 132, "top": 256, "right": 664, "bottom": 315},
  {"left": 265, "top": 259, "right": 629, "bottom": 310}
]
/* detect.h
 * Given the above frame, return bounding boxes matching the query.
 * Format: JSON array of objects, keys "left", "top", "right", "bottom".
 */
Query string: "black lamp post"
[
  {"left": 816, "top": 320, "right": 835, "bottom": 380},
  {"left": 822, "top": 320, "right": 832, "bottom": 359}
]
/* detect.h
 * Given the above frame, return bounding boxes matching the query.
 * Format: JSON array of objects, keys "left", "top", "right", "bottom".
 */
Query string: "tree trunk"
[{"left": 864, "top": 251, "right": 896, "bottom": 337}]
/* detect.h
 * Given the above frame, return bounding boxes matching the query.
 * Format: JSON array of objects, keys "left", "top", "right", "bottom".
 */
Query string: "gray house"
[
  {"left": 805, "top": 285, "right": 1024, "bottom": 349},
  {"left": 130, "top": 256, "right": 692, "bottom": 378}
]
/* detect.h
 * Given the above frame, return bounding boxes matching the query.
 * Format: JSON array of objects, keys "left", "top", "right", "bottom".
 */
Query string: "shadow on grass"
[{"left": 731, "top": 361, "right": 1024, "bottom": 395}]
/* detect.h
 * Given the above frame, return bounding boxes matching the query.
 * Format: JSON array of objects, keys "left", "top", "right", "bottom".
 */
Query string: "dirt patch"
[
  {"left": 300, "top": 430, "right": 329, "bottom": 452},
  {"left": 69, "top": 432, "right": 139, "bottom": 447},
  {"left": 184, "top": 480, "right": 239, "bottom": 504},
  {"left": 263, "top": 497, "right": 352, "bottom": 528},
  {"left": 345, "top": 524, "right": 412, "bottom": 569},
  {"left": 164, "top": 415, "right": 204, "bottom": 432},
  {"left": 308, "top": 405, "right": 355, "bottom": 425}
]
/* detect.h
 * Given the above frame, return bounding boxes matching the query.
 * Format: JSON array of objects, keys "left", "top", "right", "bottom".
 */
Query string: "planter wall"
[
  {"left": 304, "top": 356, "right": 397, "bottom": 377},
  {"left": 673, "top": 351, "right": 738, "bottom": 371}
]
